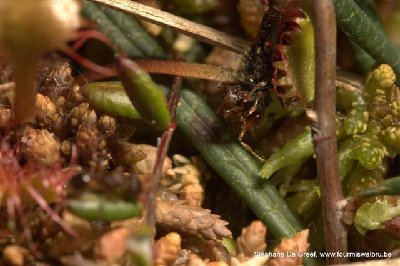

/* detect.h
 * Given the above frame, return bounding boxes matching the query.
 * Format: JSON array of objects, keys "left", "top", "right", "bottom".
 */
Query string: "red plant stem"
[
  {"left": 313, "top": 0, "right": 347, "bottom": 264},
  {"left": 61, "top": 47, "right": 116, "bottom": 77},
  {"left": 136, "top": 60, "right": 236, "bottom": 83},
  {"left": 145, "top": 76, "right": 182, "bottom": 226},
  {"left": 74, "top": 60, "right": 236, "bottom": 85},
  {"left": 72, "top": 30, "right": 115, "bottom": 51}
]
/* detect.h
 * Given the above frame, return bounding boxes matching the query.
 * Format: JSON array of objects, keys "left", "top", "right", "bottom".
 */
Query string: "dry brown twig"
[
  {"left": 313, "top": 0, "right": 347, "bottom": 264},
  {"left": 88, "top": 0, "right": 250, "bottom": 54},
  {"left": 136, "top": 60, "right": 237, "bottom": 83}
]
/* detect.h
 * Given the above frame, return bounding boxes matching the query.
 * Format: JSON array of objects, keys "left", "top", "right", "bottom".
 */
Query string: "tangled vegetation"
[{"left": 1, "top": 0, "right": 400, "bottom": 266}]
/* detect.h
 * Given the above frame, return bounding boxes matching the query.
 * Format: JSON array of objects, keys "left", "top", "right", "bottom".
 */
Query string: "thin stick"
[
  {"left": 313, "top": 0, "right": 347, "bottom": 264},
  {"left": 87, "top": 0, "right": 250, "bottom": 54},
  {"left": 136, "top": 60, "right": 237, "bottom": 83},
  {"left": 74, "top": 60, "right": 237, "bottom": 84},
  {"left": 145, "top": 76, "right": 182, "bottom": 226}
]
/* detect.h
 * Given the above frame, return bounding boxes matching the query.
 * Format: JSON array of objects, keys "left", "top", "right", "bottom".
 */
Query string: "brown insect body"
[
  {"left": 218, "top": 6, "right": 303, "bottom": 159},
  {"left": 219, "top": 8, "right": 283, "bottom": 127}
]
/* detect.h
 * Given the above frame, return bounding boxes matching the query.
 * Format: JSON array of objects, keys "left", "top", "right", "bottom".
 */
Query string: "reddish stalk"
[
  {"left": 71, "top": 30, "right": 115, "bottom": 51},
  {"left": 313, "top": 0, "right": 347, "bottom": 264},
  {"left": 136, "top": 60, "right": 236, "bottom": 83},
  {"left": 61, "top": 47, "right": 116, "bottom": 77},
  {"left": 61, "top": 29, "right": 117, "bottom": 77},
  {"left": 145, "top": 76, "right": 182, "bottom": 226},
  {"left": 74, "top": 60, "right": 236, "bottom": 85}
]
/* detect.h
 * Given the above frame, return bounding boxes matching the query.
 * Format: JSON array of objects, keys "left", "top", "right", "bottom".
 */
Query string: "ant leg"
[
  {"left": 248, "top": 97, "right": 260, "bottom": 116},
  {"left": 245, "top": 81, "right": 268, "bottom": 101},
  {"left": 238, "top": 125, "right": 265, "bottom": 162}
]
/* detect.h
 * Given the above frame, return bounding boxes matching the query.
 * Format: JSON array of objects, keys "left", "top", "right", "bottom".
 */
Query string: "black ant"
[{"left": 218, "top": 6, "right": 304, "bottom": 160}]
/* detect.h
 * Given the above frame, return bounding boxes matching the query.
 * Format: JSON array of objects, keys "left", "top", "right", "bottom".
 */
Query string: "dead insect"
[{"left": 218, "top": 6, "right": 304, "bottom": 159}]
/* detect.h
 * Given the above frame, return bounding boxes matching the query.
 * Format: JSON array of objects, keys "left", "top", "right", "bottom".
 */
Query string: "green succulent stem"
[
  {"left": 350, "top": 0, "right": 383, "bottom": 72},
  {"left": 356, "top": 176, "right": 400, "bottom": 198},
  {"left": 259, "top": 127, "right": 314, "bottom": 179},
  {"left": 82, "top": 1, "right": 144, "bottom": 57},
  {"left": 286, "top": 179, "right": 320, "bottom": 218},
  {"left": 98, "top": 5, "right": 166, "bottom": 58},
  {"left": 333, "top": 0, "right": 400, "bottom": 85}
]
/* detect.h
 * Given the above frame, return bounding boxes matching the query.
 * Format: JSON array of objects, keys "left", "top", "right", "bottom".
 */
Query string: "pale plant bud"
[
  {"left": 237, "top": 221, "right": 267, "bottom": 258},
  {"left": 0, "top": 0, "right": 80, "bottom": 60},
  {"left": 268, "top": 230, "right": 309, "bottom": 266},
  {"left": 154, "top": 232, "right": 182, "bottom": 266},
  {"left": 21, "top": 127, "right": 61, "bottom": 166}
]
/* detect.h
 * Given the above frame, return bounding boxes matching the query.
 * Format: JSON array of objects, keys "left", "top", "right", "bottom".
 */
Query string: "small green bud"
[
  {"left": 349, "top": 135, "right": 387, "bottom": 170},
  {"left": 381, "top": 127, "right": 400, "bottom": 153},
  {"left": 344, "top": 109, "right": 368, "bottom": 135},
  {"left": 354, "top": 198, "right": 400, "bottom": 235},
  {"left": 117, "top": 55, "right": 171, "bottom": 130},
  {"left": 366, "top": 64, "right": 396, "bottom": 95}
]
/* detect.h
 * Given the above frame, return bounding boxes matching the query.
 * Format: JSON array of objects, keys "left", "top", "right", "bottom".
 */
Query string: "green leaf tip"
[
  {"left": 117, "top": 55, "right": 171, "bottom": 130},
  {"left": 82, "top": 81, "right": 142, "bottom": 120},
  {"left": 67, "top": 192, "right": 143, "bottom": 221}
]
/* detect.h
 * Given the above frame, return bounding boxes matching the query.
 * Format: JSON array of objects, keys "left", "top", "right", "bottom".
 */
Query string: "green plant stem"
[
  {"left": 98, "top": 5, "right": 166, "bottom": 58},
  {"left": 81, "top": 1, "right": 144, "bottom": 57},
  {"left": 176, "top": 88, "right": 303, "bottom": 239},
  {"left": 356, "top": 176, "right": 400, "bottom": 198},
  {"left": 259, "top": 127, "right": 314, "bottom": 179},
  {"left": 350, "top": 0, "right": 383, "bottom": 72},
  {"left": 87, "top": 0, "right": 250, "bottom": 54},
  {"left": 333, "top": 0, "right": 400, "bottom": 84}
]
